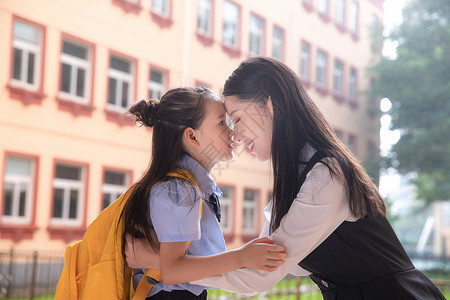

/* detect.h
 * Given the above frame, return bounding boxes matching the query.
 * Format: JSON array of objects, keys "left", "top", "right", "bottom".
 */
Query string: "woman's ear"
[{"left": 183, "top": 127, "right": 199, "bottom": 147}]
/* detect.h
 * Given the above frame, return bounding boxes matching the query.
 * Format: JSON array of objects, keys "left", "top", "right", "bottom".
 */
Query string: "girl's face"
[
  {"left": 196, "top": 98, "right": 234, "bottom": 166},
  {"left": 224, "top": 95, "right": 273, "bottom": 161}
]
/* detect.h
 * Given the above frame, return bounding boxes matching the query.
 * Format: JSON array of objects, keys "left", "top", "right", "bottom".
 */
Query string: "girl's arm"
[{"left": 160, "top": 236, "right": 286, "bottom": 285}]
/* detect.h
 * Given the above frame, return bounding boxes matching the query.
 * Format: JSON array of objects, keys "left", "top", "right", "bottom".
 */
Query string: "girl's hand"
[
  {"left": 237, "top": 237, "right": 287, "bottom": 271},
  {"left": 125, "top": 233, "right": 160, "bottom": 269}
]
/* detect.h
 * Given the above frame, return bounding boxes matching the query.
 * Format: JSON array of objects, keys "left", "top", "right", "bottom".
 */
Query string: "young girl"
[{"left": 122, "top": 87, "right": 286, "bottom": 299}]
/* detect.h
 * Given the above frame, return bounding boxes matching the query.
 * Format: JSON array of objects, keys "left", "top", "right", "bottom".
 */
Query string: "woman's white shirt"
[{"left": 192, "top": 158, "right": 357, "bottom": 295}]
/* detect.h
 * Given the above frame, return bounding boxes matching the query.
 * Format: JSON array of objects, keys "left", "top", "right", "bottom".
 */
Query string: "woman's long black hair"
[
  {"left": 120, "top": 87, "right": 214, "bottom": 255},
  {"left": 223, "top": 57, "right": 386, "bottom": 234}
]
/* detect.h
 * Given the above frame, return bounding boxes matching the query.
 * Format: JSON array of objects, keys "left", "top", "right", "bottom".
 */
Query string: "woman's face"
[{"left": 224, "top": 95, "right": 273, "bottom": 161}]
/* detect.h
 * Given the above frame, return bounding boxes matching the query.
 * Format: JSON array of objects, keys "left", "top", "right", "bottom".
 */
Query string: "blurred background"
[{"left": 0, "top": 0, "right": 449, "bottom": 298}]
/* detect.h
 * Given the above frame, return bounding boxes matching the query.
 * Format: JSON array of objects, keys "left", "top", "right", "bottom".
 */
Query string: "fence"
[
  {"left": 0, "top": 249, "right": 64, "bottom": 299},
  {"left": 0, "top": 249, "right": 449, "bottom": 300}
]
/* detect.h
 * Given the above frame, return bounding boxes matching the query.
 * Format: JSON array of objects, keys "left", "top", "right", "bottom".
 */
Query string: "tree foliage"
[{"left": 371, "top": 0, "right": 450, "bottom": 204}]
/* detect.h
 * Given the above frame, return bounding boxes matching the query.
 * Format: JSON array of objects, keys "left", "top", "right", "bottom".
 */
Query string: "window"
[
  {"left": 347, "top": 134, "right": 357, "bottom": 155},
  {"left": 272, "top": 26, "right": 284, "bottom": 61},
  {"left": 148, "top": 68, "right": 166, "bottom": 100},
  {"left": 249, "top": 14, "right": 264, "bottom": 56},
  {"left": 334, "top": 128, "right": 344, "bottom": 141},
  {"left": 300, "top": 42, "right": 311, "bottom": 81},
  {"left": 11, "top": 20, "right": 42, "bottom": 91},
  {"left": 349, "top": 67, "right": 358, "bottom": 104},
  {"left": 222, "top": 0, "right": 239, "bottom": 49},
  {"left": 242, "top": 189, "right": 257, "bottom": 234},
  {"left": 335, "top": 0, "right": 346, "bottom": 27},
  {"left": 316, "top": 50, "right": 328, "bottom": 90},
  {"left": 108, "top": 55, "right": 134, "bottom": 111},
  {"left": 442, "top": 201, "right": 450, "bottom": 228},
  {"left": 349, "top": 1, "right": 359, "bottom": 35},
  {"left": 51, "top": 163, "right": 85, "bottom": 226},
  {"left": 368, "top": 78, "right": 378, "bottom": 117},
  {"left": 219, "top": 186, "right": 233, "bottom": 234},
  {"left": 59, "top": 40, "right": 92, "bottom": 104},
  {"left": 367, "top": 140, "right": 378, "bottom": 158},
  {"left": 317, "top": 0, "right": 329, "bottom": 15},
  {"left": 3, "top": 156, "right": 35, "bottom": 224},
  {"left": 197, "top": 0, "right": 212, "bottom": 36},
  {"left": 333, "top": 60, "right": 344, "bottom": 97},
  {"left": 370, "top": 14, "right": 383, "bottom": 52},
  {"left": 302, "top": 0, "right": 313, "bottom": 11},
  {"left": 102, "top": 170, "right": 129, "bottom": 210},
  {"left": 152, "top": 0, "right": 170, "bottom": 17}
]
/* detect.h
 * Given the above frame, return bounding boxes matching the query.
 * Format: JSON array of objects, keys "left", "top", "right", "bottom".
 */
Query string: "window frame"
[
  {"left": 333, "top": 58, "right": 345, "bottom": 101},
  {"left": 315, "top": 49, "right": 329, "bottom": 93},
  {"left": 249, "top": 13, "right": 265, "bottom": 56},
  {"left": 222, "top": 0, "right": 241, "bottom": 51},
  {"left": 101, "top": 168, "right": 131, "bottom": 210},
  {"left": 2, "top": 155, "right": 36, "bottom": 225},
  {"left": 300, "top": 40, "right": 312, "bottom": 84},
  {"left": 218, "top": 185, "right": 234, "bottom": 235},
  {"left": 242, "top": 188, "right": 259, "bottom": 235},
  {"left": 349, "top": 0, "right": 359, "bottom": 39},
  {"left": 334, "top": 128, "right": 344, "bottom": 142},
  {"left": 317, "top": 0, "right": 330, "bottom": 21},
  {"left": 151, "top": 0, "right": 171, "bottom": 18},
  {"left": 50, "top": 162, "right": 87, "bottom": 227},
  {"left": 57, "top": 37, "right": 93, "bottom": 105},
  {"left": 335, "top": 0, "right": 346, "bottom": 31},
  {"left": 197, "top": 0, "right": 213, "bottom": 37},
  {"left": 106, "top": 53, "right": 136, "bottom": 113},
  {"left": 348, "top": 66, "right": 358, "bottom": 106},
  {"left": 302, "top": 0, "right": 314, "bottom": 12},
  {"left": 10, "top": 18, "right": 44, "bottom": 93},
  {"left": 148, "top": 65, "right": 169, "bottom": 100},
  {"left": 347, "top": 134, "right": 358, "bottom": 155},
  {"left": 272, "top": 25, "right": 284, "bottom": 61}
]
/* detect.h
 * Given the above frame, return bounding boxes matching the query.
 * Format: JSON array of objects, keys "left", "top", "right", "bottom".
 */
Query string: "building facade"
[{"left": 0, "top": 0, "right": 383, "bottom": 251}]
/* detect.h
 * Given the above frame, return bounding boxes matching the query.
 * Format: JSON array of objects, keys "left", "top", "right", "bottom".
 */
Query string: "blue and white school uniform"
[{"left": 133, "top": 154, "right": 225, "bottom": 297}]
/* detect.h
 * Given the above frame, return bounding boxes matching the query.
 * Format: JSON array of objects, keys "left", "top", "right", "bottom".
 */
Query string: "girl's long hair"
[
  {"left": 223, "top": 57, "right": 386, "bottom": 234},
  {"left": 121, "top": 87, "right": 213, "bottom": 256}
]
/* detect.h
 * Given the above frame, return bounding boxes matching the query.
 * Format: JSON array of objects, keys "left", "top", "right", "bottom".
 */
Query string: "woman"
[{"left": 128, "top": 59, "right": 445, "bottom": 300}]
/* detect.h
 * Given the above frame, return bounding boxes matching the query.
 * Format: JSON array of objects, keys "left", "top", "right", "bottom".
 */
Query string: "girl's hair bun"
[{"left": 128, "top": 99, "right": 159, "bottom": 128}]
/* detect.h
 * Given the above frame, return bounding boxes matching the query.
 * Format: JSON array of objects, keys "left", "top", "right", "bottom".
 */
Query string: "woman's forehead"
[{"left": 223, "top": 96, "right": 260, "bottom": 116}]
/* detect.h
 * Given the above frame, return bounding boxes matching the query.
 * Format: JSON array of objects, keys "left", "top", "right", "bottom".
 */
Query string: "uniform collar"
[{"left": 176, "top": 154, "right": 222, "bottom": 198}]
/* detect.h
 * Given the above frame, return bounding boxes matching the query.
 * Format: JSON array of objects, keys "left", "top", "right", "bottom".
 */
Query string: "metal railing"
[
  {"left": 0, "top": 249, "right": 64, "bottom": 300},
  {"left": 0, "top": 249, "right": 449, "bottom": 300}
]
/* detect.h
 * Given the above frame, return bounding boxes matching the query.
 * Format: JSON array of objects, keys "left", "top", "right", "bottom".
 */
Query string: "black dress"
[{"left": 297, "top": 151, "right": 446, "bottom": 300}]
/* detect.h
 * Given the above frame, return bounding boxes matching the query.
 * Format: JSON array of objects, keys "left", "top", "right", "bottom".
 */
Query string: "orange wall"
[{"left": 0, "top": 0, "right": 383, "bottom": 250}]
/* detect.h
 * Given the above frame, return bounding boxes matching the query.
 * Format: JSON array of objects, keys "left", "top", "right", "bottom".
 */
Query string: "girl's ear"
[{"left": 183, "top": 127, "right": 199, "bottom": 147}]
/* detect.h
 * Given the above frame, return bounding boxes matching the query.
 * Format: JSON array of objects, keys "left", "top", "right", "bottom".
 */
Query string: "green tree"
[{"left": 371, "top": 0, "right": 450, "bottom": 204}]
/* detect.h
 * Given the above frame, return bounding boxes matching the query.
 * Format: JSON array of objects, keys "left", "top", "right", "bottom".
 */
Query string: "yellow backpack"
[{"left": 55, "top": 168, "right": 201, "bottom": 300}]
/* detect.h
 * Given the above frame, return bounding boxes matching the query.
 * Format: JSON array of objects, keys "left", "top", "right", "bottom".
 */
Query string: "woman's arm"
[
  {"left": 160, "top": 237, "right": 286, "bottom": 285},
  {"left": 192, "top": 162, "right": 352, "bottom": 294}
]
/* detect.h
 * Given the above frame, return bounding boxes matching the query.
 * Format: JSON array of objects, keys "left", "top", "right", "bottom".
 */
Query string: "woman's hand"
[
  {"left": 236, "top": 237, "right": 287, "bottom": 271},
  {"left": 125, "top": 233, "right": 160, "bottom": 269}
]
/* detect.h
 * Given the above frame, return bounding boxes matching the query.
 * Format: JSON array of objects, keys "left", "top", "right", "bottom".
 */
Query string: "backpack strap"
[{"left": 132, "top": 168, "right": 201, "bottom": 299}]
